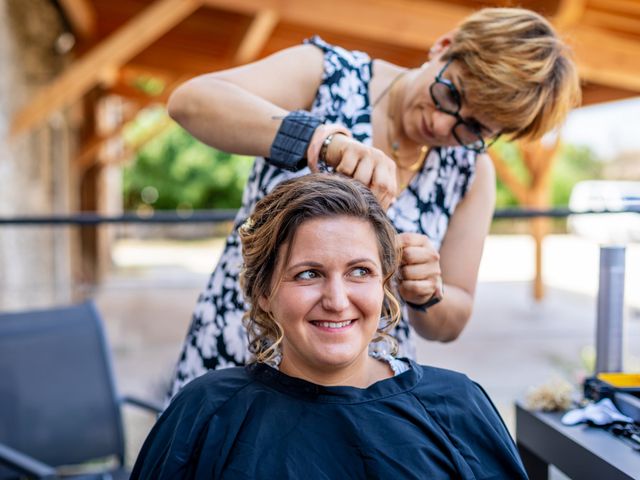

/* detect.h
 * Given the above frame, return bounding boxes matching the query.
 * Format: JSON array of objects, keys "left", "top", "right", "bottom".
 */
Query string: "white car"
[{"left": 568, "top": 180, "right": 640, "bottom": 243}]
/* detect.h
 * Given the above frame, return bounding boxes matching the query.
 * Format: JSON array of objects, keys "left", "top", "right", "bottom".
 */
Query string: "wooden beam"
[
  {"left": 581, "top": 83, "right": 639, "bottom": 106},
  {"left": 10, "top": 0, "right": 203, "bottom": 137},
  {"left": 58, "top": 0, "right": 97, "bottom": 39},
  {"left": 234, "top": 9, "right": 280, "bottom": 65},
  {"left": 203, "top": 0, "right": 469, "bottom": 49},
  {"left": 107, "top": 72, "right": 191, "bottom": 105},
  {"left": 582, "top": 10, "right": 640, "bottom": 34},
  {"left": 202, "top": 0, "right": 640, "bottom": 94},
  {"left": 590, "top": 0, "right": 640, "bottom": 17},
  {"left": 553, "top": 0, "right": 586, "bottom": 29},
  {"left": 118, "top": 65, "right": 177, "bottom": 85},
  {"left": 566, "top": 25, "right": 640, "bottom": 93},
  {"left": 488, "top": 147, "right": 529, "bottom": 206},
  {"left": 13, "top": 0, "right": 640, "bottom": 138}
]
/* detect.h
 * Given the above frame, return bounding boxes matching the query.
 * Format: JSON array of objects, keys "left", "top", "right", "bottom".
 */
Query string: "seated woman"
[{"left": 131, "top": 174, "right": 527, "bottom": 479}]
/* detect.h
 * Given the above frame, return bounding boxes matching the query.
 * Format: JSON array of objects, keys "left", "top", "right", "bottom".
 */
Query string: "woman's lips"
[
  {"left": 421, "top": 118, "right": 434, "bottom": 140},
  {"left": 310, "top": 319, "right": 356, "bottom": 332}
]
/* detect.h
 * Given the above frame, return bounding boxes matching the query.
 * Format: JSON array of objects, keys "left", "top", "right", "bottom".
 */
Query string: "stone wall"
[{"left": 0, "top": 0, "right": 78, "bottom": 310}]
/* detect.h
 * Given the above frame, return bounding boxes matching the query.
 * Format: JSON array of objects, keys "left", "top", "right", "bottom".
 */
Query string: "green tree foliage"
[
  {"left": 550, "top": 144, "right": 602, "bottom": 206},
  {"left": 492, "top": 140, "right": 601, "bottom": 208},
  {"left": 123, "top": 120, "right": 253, "bottom": 211}
]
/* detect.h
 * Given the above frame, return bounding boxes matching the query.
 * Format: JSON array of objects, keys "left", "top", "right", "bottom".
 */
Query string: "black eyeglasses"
[{"left": 429, "top": 58, "right": 497, "bottom": 153}]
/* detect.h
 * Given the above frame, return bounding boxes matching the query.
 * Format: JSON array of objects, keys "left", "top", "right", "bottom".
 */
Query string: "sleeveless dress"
[{"left": 168, "top": 37, "right": 478, "bottom": 399}]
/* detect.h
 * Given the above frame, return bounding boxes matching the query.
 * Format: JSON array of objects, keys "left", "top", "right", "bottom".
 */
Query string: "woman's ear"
[
  {"left": 428, "top": 32, "right": 455, "bottom": 60},
  {"left": 258, "top": 296, "right": 270, "bottom": 313}
]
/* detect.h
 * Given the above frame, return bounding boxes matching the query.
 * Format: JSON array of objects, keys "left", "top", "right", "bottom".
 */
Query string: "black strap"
[{"left": 268, "top": 110, "right": 323, "bottom": 171}]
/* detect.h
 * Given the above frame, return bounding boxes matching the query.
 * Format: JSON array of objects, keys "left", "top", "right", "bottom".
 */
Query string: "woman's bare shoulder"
[{"left": 370, "top": 59, "right": 406, "bottom": 100}]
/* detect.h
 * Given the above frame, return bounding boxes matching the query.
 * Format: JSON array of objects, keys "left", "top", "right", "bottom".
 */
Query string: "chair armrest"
[
  {"left": 121, "top": 395, "right": 163, "bottom": 415},
  {"left": 0, "top": 442, "right": 56, "bottom": 479}
]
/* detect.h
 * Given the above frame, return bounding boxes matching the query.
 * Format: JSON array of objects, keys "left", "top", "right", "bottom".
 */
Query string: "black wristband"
[
  {"left": 268, "top": 110, "right": 323, "bottom": 171},
  {"left": 405, "top": 295, "right": 442, "bottom": 312}
]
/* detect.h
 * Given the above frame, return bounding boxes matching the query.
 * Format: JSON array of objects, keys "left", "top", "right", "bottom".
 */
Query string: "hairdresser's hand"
[
  {"left": 397, "top": 233, "right": 444, "bottom": 307},
  {"left": 321, "top": 134, "right": 397, "bottom": 209}
]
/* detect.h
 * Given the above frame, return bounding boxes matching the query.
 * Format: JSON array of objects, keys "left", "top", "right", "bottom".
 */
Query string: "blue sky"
[{"left": 561, "top": 97, "right": 640, "bottom": 159}]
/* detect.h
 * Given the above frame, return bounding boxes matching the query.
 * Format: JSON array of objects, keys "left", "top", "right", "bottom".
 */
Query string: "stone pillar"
[{"left": 0, "top": 0, "right": 78, "bottom": 310}]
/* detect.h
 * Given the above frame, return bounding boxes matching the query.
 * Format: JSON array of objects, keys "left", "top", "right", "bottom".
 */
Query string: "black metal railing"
[{"left": 0, "top": 206, "right": 639, "bottom": 226}]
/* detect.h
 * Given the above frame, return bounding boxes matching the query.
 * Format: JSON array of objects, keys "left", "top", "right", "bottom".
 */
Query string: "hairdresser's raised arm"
[
  {"left": 168, "top": 44, "right": 397, "bottom": 208},
  {"left": 167, "top": 45, "right": 324, "bottom": 157}
]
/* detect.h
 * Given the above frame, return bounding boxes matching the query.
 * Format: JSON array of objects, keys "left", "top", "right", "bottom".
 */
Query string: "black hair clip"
[{"left": 607, "top": 423, "right": 640, "bottom": 452}]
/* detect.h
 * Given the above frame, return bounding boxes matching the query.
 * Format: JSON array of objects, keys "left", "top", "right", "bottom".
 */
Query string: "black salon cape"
[{"left": 131, "top": 360, "right": 527, "bottom": 479}]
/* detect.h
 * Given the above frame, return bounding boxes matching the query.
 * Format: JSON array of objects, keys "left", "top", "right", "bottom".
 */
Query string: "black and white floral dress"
[{"left": 168, "top": 37, "right": 478, "bottom": 399}]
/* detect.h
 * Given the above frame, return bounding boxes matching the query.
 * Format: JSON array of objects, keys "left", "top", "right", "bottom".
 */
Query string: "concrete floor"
[{"left": 95, "top": 234, "right": 640, "bottom": 473}]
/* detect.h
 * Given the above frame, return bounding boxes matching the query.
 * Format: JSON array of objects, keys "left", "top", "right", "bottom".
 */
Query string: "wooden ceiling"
[{"left": 10, "top": 0, "right": 640, "bottom": 136}]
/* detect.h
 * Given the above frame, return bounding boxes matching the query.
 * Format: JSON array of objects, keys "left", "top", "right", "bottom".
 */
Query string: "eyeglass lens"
[
  {"left": 430, "top": 82, "right": 459, "bottom": 115},
  {"left": 430, "top": 64, "right": 486, "bottom": 152}
]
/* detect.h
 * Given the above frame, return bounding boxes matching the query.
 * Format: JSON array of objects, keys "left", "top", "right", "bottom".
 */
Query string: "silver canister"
[{"left": 595, "top": 245, "right": 626, "bottom": 374}]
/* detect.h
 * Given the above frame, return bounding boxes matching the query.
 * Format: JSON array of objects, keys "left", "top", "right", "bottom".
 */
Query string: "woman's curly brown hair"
[{"left": 238, "top": 173, "right": 401, "bottom": 364}]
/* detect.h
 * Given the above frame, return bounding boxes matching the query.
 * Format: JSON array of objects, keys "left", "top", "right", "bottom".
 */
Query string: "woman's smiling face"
[
  {"left": 400, "top": 57, "right": 501, "bottom": 150},
  {"left": 263, "top": 216, "right": 385, "bottom": 382}
]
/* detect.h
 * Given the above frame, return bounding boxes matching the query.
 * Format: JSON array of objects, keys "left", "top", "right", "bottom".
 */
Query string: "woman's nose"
[
  {"left": 321, "top": 277, "right": 350, "bottom": 312},
  {"left": 432, "top": 110, "right": 458, "bottom": 137}
]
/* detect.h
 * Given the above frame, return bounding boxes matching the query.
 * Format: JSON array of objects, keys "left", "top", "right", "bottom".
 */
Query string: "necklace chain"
[
  {"left": 372, "top": 70, "right": 407, "bottom": 108},
  {"left": 376, "top": 70, "right": 429, "bottom": 178}
]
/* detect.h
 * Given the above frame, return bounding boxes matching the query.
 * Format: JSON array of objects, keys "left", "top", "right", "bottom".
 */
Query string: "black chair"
[{"left": 0, "top": 301, "right": 162, "bottom": 479}]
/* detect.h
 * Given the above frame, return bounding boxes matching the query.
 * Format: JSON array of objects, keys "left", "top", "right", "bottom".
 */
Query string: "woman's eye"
[
  {"left": 467, "top": 120, "right": 483, "bottom": 135},
  {"left": 295, "top": 270, "right": 318, "bottom": 280},
  {"left": 351, "top": 267, "right": 371, "bottom": 278}
]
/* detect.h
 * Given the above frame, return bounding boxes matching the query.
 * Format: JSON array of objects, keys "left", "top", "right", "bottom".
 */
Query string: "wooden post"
[
  {"left": 490, "top": 138, "right": 560, "bottom": 301},
  {"left": 522, "top": 139, "right": 560, "bottom": 301},
  {"left": 78, "top": 89, "right": 102, "bottom": 285}
]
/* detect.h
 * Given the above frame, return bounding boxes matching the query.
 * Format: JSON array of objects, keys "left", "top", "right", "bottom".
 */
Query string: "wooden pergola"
[{"left": 11, "top": 0, "right": 640, "bottom": 296}]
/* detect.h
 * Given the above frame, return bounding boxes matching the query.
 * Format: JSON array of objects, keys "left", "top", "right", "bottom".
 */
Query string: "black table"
[{"left": 515, "top": 402, "right": 640, "bottom": 479}]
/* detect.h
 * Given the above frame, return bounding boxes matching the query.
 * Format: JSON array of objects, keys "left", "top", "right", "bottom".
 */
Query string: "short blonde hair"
[
  {"left": 238, "top": 174, "right": 401, "bottom": 364},
  {"left": 445, "top": 8, "right": 581, "bottom": 140}
]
